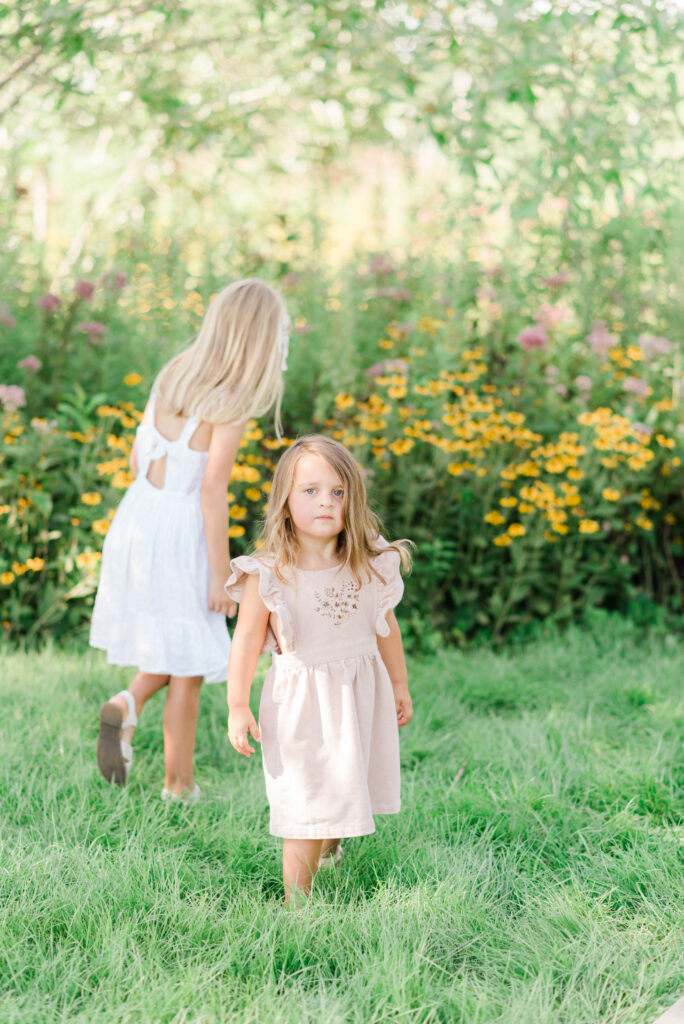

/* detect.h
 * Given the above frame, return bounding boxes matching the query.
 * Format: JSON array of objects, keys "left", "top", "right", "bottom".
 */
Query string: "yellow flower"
[
  {"left": 0, "top": 572, "right": 15, "bottom": 585},
  {"left": 112, "top": 470, "right": 133, "bottom": 489},
  {"left": 25, "top": 557, "right": 44, "bottom": 571},
  {"left": 635, "top": 516, "right": 653, "bottom": 530},
  {"left": 493, "top": 534, "right": 512, "bottom": 546},
  {"left": 97, "top": 405, "right": 123, "bottom": 418},
  {"left": 656, "top": 434, "right": 675, "bottom": 449},
  {"left": 388, "top": 438, "right": 414, "bottom": 456},
  {"left": 566, "top": 469, "right": 584, "bottom": 481},
  {"left": 231, "top": 464, "right": 260, "bottom": 483},
  {"left": 75, "top": 551, "right": 101, "bottom": 569},
  {"left": 92, "top": 519, "right": 110, "bottom": 535},
  {"left": 231, "top": 505, "right": 247, "bottom": 520},
  {"left": 81, "top": 492, "right": 102, "bottom": 506},
  {"left": 579, "top": 519, "right": 600, "bottom": 534},
  {"left": 387, "top": 386, "right": 407, "bottom": 399},
  {"left": 12, "top": 562, "right": 28, "bottom": 575},
  {"left": 228, "top": 525, "right": 245, "bottom": 538},
  {"left": 245, "top": 488, "right": 262, "bottom": 502},
  {"left": 500, "top": 496, "right": 517, "bottom": 508},
  {"left": 123, "top": 373, "right": 143, "bottom": 386},
  {"left": 379, "top": 339, "right": 394, "bottom": 350},
  {"left": 484, "top": 510, "right": 505, "bottom": 526},
  {"left": 518, "top": 502, "right": 535, "bottom": 514},
  {"left": 334, "top": 393, "right": 356, "bottom": 412},
  {"left": 507, "top": 523, "right": 526, "bottom": 537},
  {"left": 0, "top": 505, "right": 9, "bottom": 515}
]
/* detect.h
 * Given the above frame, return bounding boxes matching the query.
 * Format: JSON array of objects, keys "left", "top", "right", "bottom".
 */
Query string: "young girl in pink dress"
[
  {"left": 91, "top": 279, "right": 289, "bottom": 803},
  {"left": 225, "top": 435, "right": 413, "bottom": 904}
]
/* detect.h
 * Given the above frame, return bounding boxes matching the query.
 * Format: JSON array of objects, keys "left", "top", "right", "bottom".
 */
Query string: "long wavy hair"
[
  {"left": 259, "top": 435, "right": 413, "bottom": 583},
  {"left": 154, "top": 278, "right": 286, "bottom": 430}
]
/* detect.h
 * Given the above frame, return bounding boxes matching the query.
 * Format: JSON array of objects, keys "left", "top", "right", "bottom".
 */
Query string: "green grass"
[{"left": 1, "top": 614, "right": 684, "bottom": 1023}]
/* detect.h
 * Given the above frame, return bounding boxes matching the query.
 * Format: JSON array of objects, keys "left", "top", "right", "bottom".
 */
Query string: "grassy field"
[{"left": 1, "top": 615, "right": 683, "bottom": 1023}]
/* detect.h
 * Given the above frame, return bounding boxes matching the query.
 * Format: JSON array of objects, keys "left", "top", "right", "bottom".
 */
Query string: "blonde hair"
[
  {"left": 154, "top": 279, "right": 286, "bottom": 429},
  {"left": 259, "top": 435, "right": 413, "bottom": 584}
]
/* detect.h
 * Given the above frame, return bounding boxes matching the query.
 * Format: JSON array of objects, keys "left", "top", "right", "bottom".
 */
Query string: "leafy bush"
[{"left": 1, "top": 260, "right": 682, "bottom": 649}]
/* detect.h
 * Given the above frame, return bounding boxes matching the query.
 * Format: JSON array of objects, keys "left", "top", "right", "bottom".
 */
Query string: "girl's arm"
[
  {"left": 200, "top": 421, "right": 245, "bottom": 616},
  {"left": 227, "top": 573, "right": 270, "bottom": 757},
  {"left": 129, "top": 396, "right": 154, "bottom": 476},
  {"left": 377, "top": 610, "right": 413, "bottom": 727}
]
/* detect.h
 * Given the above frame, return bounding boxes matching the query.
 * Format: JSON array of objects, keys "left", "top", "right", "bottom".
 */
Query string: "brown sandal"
[{"left": 97, "top": 690, "right": 137, "bottom": 786}]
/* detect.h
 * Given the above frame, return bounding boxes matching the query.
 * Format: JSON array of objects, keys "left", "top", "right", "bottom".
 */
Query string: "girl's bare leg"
[
  {"left": 162, "top": 674, "right": 203, "bottom": 794},
  {"left": 110, "top": 671, "right": 169, "bottom": 744},
  {"left": 283, "top": 838, "right": 324, "bottom": 905},
  {"left": 320, "top": 838, "right": 341, "bottom": 859}
]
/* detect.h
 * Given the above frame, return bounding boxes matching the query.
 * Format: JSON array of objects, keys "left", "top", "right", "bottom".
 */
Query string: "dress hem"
[
  {"left": 89, "top": 642, "right": 227, "bottom": 683},
  {"left": 269, "top": 805, "right": 400, "bottom": 840}
]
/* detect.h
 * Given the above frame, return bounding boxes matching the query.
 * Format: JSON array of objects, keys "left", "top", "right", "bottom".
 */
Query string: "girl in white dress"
[
  {"left": 225, "top": 435, "right": 413, "bottom": 904},
  {"left": 91, "top": 279, "right": 289, "bottom": 802}
]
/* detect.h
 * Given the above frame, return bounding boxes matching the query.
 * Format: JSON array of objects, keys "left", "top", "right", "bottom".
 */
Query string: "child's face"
[{"left": 287, "top": 453, "right": 345, "bottom": 543}]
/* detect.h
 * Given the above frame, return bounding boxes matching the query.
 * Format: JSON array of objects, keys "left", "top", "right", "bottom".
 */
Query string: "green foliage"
[{"left": 1, "top": 252, "right": 682, "bottom": 646}]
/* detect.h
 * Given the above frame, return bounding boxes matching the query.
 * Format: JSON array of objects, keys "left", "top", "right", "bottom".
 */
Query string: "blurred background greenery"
[{"left": 1, "top": 0, "right": 682, "bottom": 648}]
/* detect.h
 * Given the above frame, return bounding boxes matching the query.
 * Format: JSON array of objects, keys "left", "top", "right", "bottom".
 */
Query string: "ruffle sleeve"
[
  {"left": 372, "top": 539, "right": 405, "bottom": 637},
  {"left": 224, "top": 555, "right": 294, "bottom": 654}
]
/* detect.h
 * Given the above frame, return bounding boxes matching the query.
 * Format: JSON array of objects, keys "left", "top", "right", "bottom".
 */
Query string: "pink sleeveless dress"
[
  {"left": 225, "top": 542, "right": 404, "bottom": 839},
  {"left": 90, "top": 392, "right": 230, "bottom": 681}
]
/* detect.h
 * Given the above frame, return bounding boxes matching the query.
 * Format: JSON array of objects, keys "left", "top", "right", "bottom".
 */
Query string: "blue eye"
[
  {"left": 333, "top": 489, "right": 344, "bottom": 498},
  {"left": 305, "top": 487, "right": 316, "bottom": 494}
]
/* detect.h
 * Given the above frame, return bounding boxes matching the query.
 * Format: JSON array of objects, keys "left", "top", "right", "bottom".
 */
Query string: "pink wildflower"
[
  {"left": 638, "top": 334, "right": 672, "bottom": 359},
  {"left": 369, "top": 255, "right": 394, "bottom": 275},
  {"left": 74, "top": 279, "right": 95, "bottom": 300},
  {"left": 631, "top": 422, "right": 652, "bottom": 437},
  {"left": 18, "top": 355, "right": 41, "bottom": 372},
  {"left": 393, "top": 321, "right": 415, "bottom": 339},
  {"left": 586, "top": 325, "right": 616, "bottom": 357},
  {"left": 541, "top": 272, "right": 571, "bottom": 287},
  {"left": 544, "top": 365, "right": 559, "bottom": 380},
  {"left": 622, "top": 376, "right": 649, "bottom": 397},
  {"left": 100, "top": 269, "right": 127, "bottom": 289},
  {"left": 291, "top": 323, "right": 312, "bottom": 335},
  {"left": 36, "top": 294, "right": 60, "bottom": 313},
  {"left": 516, "top": 326, "right": 548, "bottom": 351},
  {"left": 0, "top": 384, "right": 26, "bottom": 411},
  {"left": 377, "top": 288, "right": 411, "bottom": 302},
  {"left": 534, "top": 302, "right": 571, "bottom": 330},
  {"left": 553, "top": 384, "right": 568, "bottom": 398},
  {"left": 484, "top": 265, "right": 503, "bottom": 279},
  {"left": 574, "top": 375, "right": 593, "bottom": 392},
  {"left": 0, "top": 302, "right": 15, "bottom": 328},
  {"left": 77, "top": 320, "right": 108, "bottom": 337},
  {"left": 365, "top": 363, "right": 384, "bottom": 379}
]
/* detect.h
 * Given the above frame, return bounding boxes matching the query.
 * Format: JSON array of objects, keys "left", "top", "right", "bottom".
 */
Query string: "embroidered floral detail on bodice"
[{"left": 314, "top": 580, "right": 360, "bottom": 627}]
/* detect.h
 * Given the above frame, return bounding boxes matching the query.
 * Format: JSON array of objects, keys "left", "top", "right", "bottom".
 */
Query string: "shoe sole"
[{"left": 97, "top": 701, "right": 126, "bottom": 786}]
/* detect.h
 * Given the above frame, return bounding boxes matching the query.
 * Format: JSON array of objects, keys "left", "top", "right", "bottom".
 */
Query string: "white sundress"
[
  {"left": 89, "top": 392, "right": 230, "bottom": 682},
  {"left": 225, "top": 542, "right": 404, "bottom": 839}
]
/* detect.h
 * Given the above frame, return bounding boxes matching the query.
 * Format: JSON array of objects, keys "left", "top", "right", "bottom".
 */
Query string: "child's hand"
[
  {"left": 228, "top": 707, "right": 261, "bottom": 757},
  {"left": 393, "top": 685, "right": 413, "bottom": 728},
  {"left": 209, "top": 577, "right": 237, "bottom": 617}
]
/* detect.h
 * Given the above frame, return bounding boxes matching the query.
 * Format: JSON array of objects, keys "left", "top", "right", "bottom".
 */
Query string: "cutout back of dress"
[{"left": 135, "top": 393, "right": 209, "bottom": 496}]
